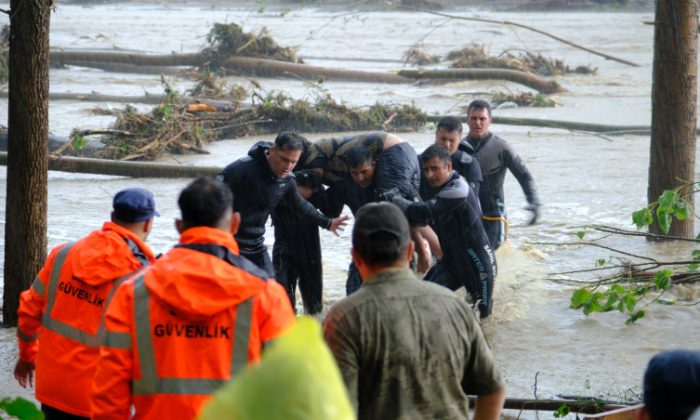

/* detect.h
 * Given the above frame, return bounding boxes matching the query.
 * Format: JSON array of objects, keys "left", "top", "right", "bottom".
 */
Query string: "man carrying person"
[
  {"left": 269, "top": 137, "right": 326, "bottom": 314},
  {"left": 461, "top": 99, "right": 541, "bottom": 250},
  {"left": 91, "top": 177, "right": 296, "bottom": 419},
  {"left": 386, "top": 145, "right": 497, "bottom": 318},
  {"left": 323, "top": 201, "right": 505, "bottom": 419},
  {"left": 14, "top": 187, "right": 158, "bottom": 419},
  {"left": 217, "top": 131, "right": 348, "bottom": 273}
]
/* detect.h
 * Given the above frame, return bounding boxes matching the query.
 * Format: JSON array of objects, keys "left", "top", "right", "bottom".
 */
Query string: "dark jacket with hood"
[{"left": 218, "top": 141, "right": 331, "bottom": 253}]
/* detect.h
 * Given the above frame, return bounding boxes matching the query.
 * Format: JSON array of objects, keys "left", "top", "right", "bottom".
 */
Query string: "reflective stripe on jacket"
[
  {"left": 91, "top": 226, "right": 295, "bottom": 420},
  {"left": 16, "top": 221, "right": 156, "bottom": 417}
]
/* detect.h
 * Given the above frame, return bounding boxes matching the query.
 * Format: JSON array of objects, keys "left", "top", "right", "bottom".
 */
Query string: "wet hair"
[
  {"left": 467, "top": 99, "right": 492, "bottom": 118},
  {"left": 436, "top": 116, "right": 463, "bottom": 134},
  {"left": 345, "top": 145, "right": 374, "bottom": 169},
  {"left": 178, "top": 177, "right": 233, "bottom": 228},
  {"left": 421, "top": 144, "right": 451, "bottom": 165},
  {"left": 274, "top": 131, "right": 306, "bottom": 152}
]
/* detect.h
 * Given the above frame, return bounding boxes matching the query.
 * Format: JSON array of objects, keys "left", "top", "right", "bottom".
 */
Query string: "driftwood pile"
[{"left": 447, "top": 43, "right": 597, "bottom": 76}]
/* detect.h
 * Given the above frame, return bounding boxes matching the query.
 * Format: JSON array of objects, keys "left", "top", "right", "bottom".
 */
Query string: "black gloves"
[{"left": 524, "top": 203, "right": 540, "bottom": 225}]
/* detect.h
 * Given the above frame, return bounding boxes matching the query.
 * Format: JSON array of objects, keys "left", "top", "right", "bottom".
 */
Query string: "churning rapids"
[{"left": 1, "top": 3, "right": 699, "bottom": 418}]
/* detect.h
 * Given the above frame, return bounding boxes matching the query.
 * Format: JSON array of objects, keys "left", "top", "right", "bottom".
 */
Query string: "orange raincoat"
[
  {"left": 91, "top": 226, "right": 295, "bottom": 420},
  {"left": 17, "top": 222, "right": 156, "bottom": 417}
]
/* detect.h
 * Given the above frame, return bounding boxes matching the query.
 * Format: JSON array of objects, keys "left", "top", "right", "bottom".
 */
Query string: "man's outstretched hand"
[{"left": 329, "top": 215, "right": 350, "bottom": 236}]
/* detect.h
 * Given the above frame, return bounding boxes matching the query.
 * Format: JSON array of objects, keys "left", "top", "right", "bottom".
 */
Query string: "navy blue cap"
[
  {"left": 112, "top": 188, "right": 159, "bottom": 223},
  {"left": 643, "top": 350, "right": 700, "bottom": 420}
]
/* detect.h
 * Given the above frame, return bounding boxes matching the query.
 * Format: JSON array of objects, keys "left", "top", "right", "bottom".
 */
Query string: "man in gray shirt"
[{"left": 323, "top": 202, "right": 505, "bottom": 419}]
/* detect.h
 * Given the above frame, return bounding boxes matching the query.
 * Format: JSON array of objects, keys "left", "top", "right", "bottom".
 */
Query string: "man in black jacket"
[
  {"left": 386, "top": 145, "right": 497, "bottom": 318},
  {"left": 218, "top": 132, "right": 348, "bottom": 274},
  {"left": 461, "top": 100, "right": 540, "bottom": 250}
]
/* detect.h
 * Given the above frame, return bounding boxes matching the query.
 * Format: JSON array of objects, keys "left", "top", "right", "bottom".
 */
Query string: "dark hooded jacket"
[{"left": 218, "top": 141, "right": 331, "bottom": 252}]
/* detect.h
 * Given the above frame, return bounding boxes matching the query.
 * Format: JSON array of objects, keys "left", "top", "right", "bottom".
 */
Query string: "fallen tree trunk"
[
  {"left": 48, "top": 50, "right": 563, "bottom": 93},
  {"left": 0, "top": 91, "right": 242, "bottom": 109},
  {"left": 425, "top": 115, "right": 699, "bottom": 135},
  {"left": 0, "top": 152, "right": 220, "bottom": 178},
  {"left": 221, "top": 56, "right": 411, "bottom": 84},
  {"left": 470, "top": 396, "right": 629, "bottom": 413},
  {"left": 50, "top": 51, "right": 204, "bottom": 67},
  {"left": 399, "top": 68, "right": 565, "bottom": 94}
]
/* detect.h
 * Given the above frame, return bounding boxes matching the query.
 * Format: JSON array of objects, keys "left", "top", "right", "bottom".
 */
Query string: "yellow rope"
[{"left": 482, "top": 215, "right": 509, "bottom": 240}]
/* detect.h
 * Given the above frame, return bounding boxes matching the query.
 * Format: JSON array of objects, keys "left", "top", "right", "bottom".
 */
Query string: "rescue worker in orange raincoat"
[
  {"left": 91, "top": 177, "right": 296, "bottom": 420},
  {"left": 14, "top": 187, "right": 159, "bottom": 420}
]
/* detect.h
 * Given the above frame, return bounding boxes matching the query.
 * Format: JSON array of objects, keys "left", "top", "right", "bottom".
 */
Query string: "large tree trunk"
[
  {"left": 648, "top": 0, "right": 698, "bottom": 238},
  {"left": 3, "top": 0, "right": 51, "bottom": 326}
]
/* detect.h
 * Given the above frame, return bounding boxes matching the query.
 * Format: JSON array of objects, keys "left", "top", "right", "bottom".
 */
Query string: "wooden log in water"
[
  {"left": 399, "top": 68, "right": 566, "bottom": 94},
  {"left": 0, "top": 152, "right": 221, "bottom": 178},
  {"left": 221, "top": 56, "right": 412, "bottom": 84},
  {"left": 50, "top": 51, "right": 204, "bottom": 67}
]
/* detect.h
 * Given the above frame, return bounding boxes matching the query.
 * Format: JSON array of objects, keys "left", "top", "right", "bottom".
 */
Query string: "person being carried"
[
  {"left": 461, "top": 99, "right": 541, "bottom": 250},
  {"left": 91, "top": 177, "right": 296, "bottom": 420},
  {"left": 387, "top": 145, "right": 497, "bottom": 318},
  {"left": 323, "top": 202, "right": 505, "bottom": 419},
  {"left": 14, "top": 188, "right": 158, "bottom": 420},
  {"left": 218, "top": 131, "right": 348, "bottom": 273}
]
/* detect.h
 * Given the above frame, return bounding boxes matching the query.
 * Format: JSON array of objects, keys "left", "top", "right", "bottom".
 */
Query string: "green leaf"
[
  {"left": 623, "top": 294, "right": 637, "bottom": 312},
  {"left": 658, "top": 190, "right": 678, "bottom": 211},
  {"left": 632, "top": 208, "right": 653, "bottom": 228},
  {"left": 576, "top": 231, "right": 586, "bottom": 240},
  {"left": 553, "top": 403, "right": 570, "bottom": 418},
  {"left": 653, "top": 269, "right": 673, "bottom": 290},
  {"left": 571, "top": 289, "right": 592, "bottom": 309},
  {"left": 0, "top": 397, "right": 44, "bottom": 420},
  {"left": 625, "top": 310, "right": 646, "bottom": 324},
  {"left": 673, "top": 200, "right": 689, "bottom": 221},
  {"left": 596, "top": 258, "right": 606, "bottom": 267},
  {"left": 692, "top": 250, "right": 700, "bottom": 260},
  {"left": 689, "top": 262, "right": 699, "bottom": 272},
  {"left": 656, "top": 208, "right": 673, "bottom": 234}
]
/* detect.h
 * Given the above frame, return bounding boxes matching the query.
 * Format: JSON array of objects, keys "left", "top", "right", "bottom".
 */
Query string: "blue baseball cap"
[
  {"left": 112, "top": 188, "right": 159, "bottom": 223},
  {"left": 643, "top": 349, "right": 700, "bottom": 420}
]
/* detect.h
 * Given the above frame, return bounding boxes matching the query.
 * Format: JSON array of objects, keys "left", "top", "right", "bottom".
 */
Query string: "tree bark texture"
[
  {"left": 649, "top": 0, "right": 698, "bottom": 238},
  {"left": 3, "top": 0, "right": 52, "bottom": 326}
]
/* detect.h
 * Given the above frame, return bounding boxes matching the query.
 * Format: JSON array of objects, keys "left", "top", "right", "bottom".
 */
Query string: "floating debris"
[
  {"left": 201, "top": 23, "right": 301, "bottom": 69},
  {"left": 490, "top": 91, "right": 557, "bottom": 108},
  {"left": 447, "top": 43, "right": 597, "bottom": 76},
  {"left": 73, "top": 82, "right": 427, "bottom": 161},
  {"left": 403, "top": 43, "right": 441, "bottom": 66}
]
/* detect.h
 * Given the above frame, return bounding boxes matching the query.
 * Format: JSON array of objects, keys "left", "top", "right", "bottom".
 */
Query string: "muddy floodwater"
[{"left": 1, "top": 3, "right": 700, "bottom": 418}]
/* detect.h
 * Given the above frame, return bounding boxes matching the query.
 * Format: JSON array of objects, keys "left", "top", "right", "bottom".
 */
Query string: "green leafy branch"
[{"left": 566, "top": 182, "right": 699, "bottom": 324}]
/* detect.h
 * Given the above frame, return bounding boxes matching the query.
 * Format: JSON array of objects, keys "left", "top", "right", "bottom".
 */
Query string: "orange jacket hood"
[
  {"left": 69, "top": 221, "right": 155, "bottom": 287},
  {"left": 144, "top": 227, "right": 268, "bottom": 321}
]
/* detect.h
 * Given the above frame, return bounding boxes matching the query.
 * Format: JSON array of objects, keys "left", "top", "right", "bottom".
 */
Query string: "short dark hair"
[
  {"left": 178, "top": 177, "right": 233, "bottom": 228},
  {"left": 436, "top": 116, "right": 463, "bottom": 134},
  {"left": 274, "top": 131, "right": 306, "bottom": 152},
  {"left": 345, "top": 145, "right": 374, "bottom": 169},
  {"left": 421, "top": 144, "right": 451, "bottom": 165},
  {"left": 644, "top": 350, "right": 700, "bottom": 420},
  {"left": 467, "top": 99, "right": 492, "bottom": 118},
  {"left": 352, "top": 202, "right": 410, "bottom": 266}
]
